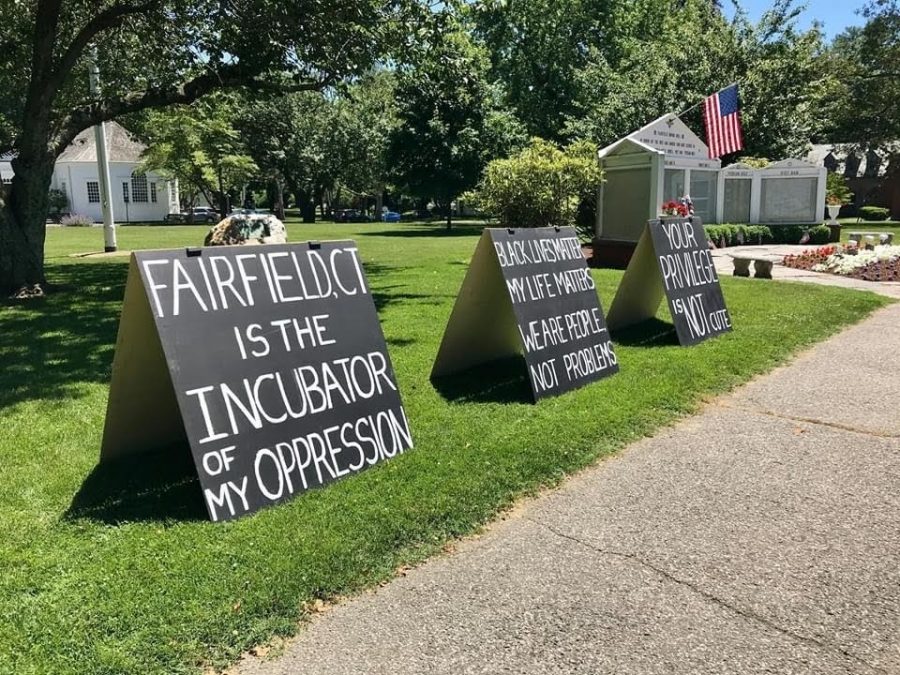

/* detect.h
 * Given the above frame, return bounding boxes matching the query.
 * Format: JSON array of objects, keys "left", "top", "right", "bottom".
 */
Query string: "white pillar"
[
  {"left": 648, "top": 152, "right": 665, "bottom": 219},
  {"left": 715, "top": 172, "right": 725, "bottom": 224},
  {"left": 89, "top": 49, "right": 117, "bottom": 252},
  {"left": 815, "top": 167, "right": 827, "bottom": 223},
  {"left": 749, "top": 171, "right": 762, "bottom": 224}
]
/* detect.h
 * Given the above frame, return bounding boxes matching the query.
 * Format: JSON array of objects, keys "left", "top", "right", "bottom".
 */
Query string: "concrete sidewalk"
[{"left": 239, "top": 304, "right": 900, "bottom": 675}]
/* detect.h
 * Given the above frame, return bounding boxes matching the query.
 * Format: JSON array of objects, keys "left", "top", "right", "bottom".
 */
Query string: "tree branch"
[
  {"left": 53, "top": 66, "right": 330, "bottom": 156},
  {"left": 47, "top": 0, "right": 164, "bottom": 98}
]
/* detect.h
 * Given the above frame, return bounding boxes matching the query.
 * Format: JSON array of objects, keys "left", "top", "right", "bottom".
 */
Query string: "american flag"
[{"left": 703, "top": 84, "right": 744, "bottom": 159}]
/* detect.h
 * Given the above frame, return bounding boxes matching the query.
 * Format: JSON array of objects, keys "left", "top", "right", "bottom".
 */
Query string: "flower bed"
[
  {"left": 782, "top": 245, "right": 839, "bottom": 271},
  {"left": 783, "top": 244, "right": 900, "bottom": 282}
]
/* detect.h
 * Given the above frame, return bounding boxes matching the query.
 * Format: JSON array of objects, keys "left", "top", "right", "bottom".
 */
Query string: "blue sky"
[{"left": 724, "top": 0, "right": 869, "bottom": 40}]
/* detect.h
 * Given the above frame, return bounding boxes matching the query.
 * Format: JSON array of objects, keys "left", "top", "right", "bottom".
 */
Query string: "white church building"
[{"left": 0, "top": 122, "right": 178, "bottom": 223}]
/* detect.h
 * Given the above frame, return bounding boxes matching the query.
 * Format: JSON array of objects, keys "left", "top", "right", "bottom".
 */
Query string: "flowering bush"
[
  {"left": 660, "top": 200, "right": 689, "bottom": 217},
  {"left": 812, "top": 245, "right": 900, "bottom": 281},
  {"left": 60, "top": 214, "right": 94, "bottom": 227},
  {"left": 785, "top": 244, "right": 900, "bottom": 281},
  {"left": 782, "top": 245, "right": 839, "bottom": 270}
]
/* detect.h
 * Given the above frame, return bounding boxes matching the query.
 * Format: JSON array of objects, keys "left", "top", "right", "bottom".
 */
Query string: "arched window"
[{"left": 131, "top": 172, "right": 148, "bottom": 203}]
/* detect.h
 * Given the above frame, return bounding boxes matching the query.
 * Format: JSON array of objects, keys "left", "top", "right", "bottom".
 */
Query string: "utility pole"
[{"left": 89, "top": 47, "right": 117, "bottom": 252}]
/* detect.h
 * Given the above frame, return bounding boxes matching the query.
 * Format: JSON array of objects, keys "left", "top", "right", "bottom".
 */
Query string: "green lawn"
[
  {"left": 836, "top": 219, "right": 900, "bottom": 244},
  {"left": 1, "top": 221, "right": 892, "bottom": 674}
]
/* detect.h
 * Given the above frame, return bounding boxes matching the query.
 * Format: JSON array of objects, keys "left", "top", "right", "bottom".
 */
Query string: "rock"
[
  {"left": 203, "top": 213, "right": 287, "bottom": 247},
  {"left": 8, "top": 284, "right": 44, "bottom": 300}
]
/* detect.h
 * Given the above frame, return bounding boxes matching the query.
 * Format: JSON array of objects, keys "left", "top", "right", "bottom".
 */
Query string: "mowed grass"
[
  {"left": 0, "top": 221, "right": 891, "bottom": 674},
  {"left": 836, "top": 219, "right": 900, "bottom": 244}
]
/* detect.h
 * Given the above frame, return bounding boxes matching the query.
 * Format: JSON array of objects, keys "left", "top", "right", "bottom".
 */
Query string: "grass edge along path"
[{"left": 0, "top": 222, "right": 893, "bottom": 674}]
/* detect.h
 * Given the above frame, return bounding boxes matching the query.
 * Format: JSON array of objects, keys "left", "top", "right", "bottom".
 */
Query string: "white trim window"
[
  {"left": 150, "top": 181, "right": 157, "bottom": 203},
  {"left": 131, "top": 173, "right": 149, "bottom": 203},
  {"left": 87, "top": 181, "right": 100, "bottom": 203}
]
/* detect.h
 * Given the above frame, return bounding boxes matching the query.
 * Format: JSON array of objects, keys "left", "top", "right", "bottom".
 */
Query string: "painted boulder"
[{"left": 204, "top": 213, "right": 287, "bottom": 246}]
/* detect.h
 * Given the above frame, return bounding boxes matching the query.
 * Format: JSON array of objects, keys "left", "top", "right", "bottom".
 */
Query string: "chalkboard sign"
[
  {"left": 606, "top": 217, "right": 732, "bottom": 346},
  {"left": 432, "top": 227, "right": 618, "bottom": 400},
  {"left": 101, "top": 242, "right": 413, "bottom": 522}
]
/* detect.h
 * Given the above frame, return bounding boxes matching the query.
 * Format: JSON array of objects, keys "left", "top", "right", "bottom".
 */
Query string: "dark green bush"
[
  {"left": 859, "top": 206, "right": 890, "bottom": 221},
  {"left": 704, "top": 223, "right": 773, "bottom": 247},
  {"left": 769, "top": 224, "right": 830, "bottom": 245},
  {"left": 705, "top": 223, "right": 830, "bottom": 247}
]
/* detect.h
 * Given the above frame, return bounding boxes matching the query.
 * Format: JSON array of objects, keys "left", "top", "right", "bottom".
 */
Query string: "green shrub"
[
  {"left": 826, "top": 173, "right": 853, "bottom": 205},
  {"left": 704, "top": 223, "right": 773, "bottom": 247},
  {"left": 705, "top": 223, "right": 830, "bottom": 247},
  {"left": 469, "top": 138, "right": 602, "bottom": 237},
  {"left": 859, "top": 205, "right": 890, "bottom": 221},
  {"left": 60, "top": 213, "right": 94, "bottom": 227},
  {"left": 47, "top": 188, "right": 69, "bottom": 222},
  {"left": 769, "top": 224, "right": 830, "bottom": 245}
]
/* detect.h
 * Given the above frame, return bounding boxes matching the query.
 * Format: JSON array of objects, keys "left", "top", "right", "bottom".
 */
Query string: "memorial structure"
[{"left": 594, "top": 113, "right": 827, "bottom": 266}]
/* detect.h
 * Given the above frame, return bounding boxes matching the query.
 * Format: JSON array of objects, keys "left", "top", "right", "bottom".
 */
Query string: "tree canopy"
[{"left": 2, "top": 0, "right": 894, "bottom": 293}]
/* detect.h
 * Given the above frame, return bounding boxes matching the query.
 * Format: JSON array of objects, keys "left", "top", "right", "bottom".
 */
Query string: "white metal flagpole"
[{"left": 89, "top": 47, "right": 117, "bottom": 253}]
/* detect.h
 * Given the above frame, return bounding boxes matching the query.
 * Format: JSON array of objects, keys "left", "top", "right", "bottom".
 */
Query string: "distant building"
[
  {"left": 806, "top": 143, "right": 900, "bottom": 219},
  {"left": 0, "top": 121, "right": 178, "bottom": 222}
]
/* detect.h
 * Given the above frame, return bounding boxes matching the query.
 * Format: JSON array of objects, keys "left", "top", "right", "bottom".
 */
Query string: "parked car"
[
  {"left": 381, "top": 211, "right": 401, "bottom": 223},
  {"left": 165, "top": 206, "right": 221, "bottom": 224},
  {"left": 334, "top": 209, "right": 373, "bottom": 223}
]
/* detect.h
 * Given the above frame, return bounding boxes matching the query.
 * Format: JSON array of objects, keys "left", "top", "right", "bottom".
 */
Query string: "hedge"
[
  {"left": 704, "top": 223, "right": 831, "bottom": 247},
  {"left": 859, "top": 206, "right": 890, "bottom": 221}
]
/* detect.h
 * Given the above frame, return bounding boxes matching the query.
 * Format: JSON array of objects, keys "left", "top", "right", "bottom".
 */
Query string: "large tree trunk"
[
  {"left": 374, "top": 182, "right": 385, "bottom": 220},
  {"left": 445, "top": 193, "right": 454, "bottom": 231},
  {"left": 273, "top": 179, "right": 285, "bottom": 221},
  {"left": 297, "top": 188, "right": 315, "bottom": 223},
  {"left": 0, "top": 156, "right": 54, "bottom": 293}
]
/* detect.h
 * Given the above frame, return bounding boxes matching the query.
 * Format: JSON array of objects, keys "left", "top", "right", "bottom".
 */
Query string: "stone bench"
[
  {"left": 848, "top": 231, "right": 893, "bottom": 247},
  {"left": 731, "top": 255, "right": 774, "bottom": 279}
]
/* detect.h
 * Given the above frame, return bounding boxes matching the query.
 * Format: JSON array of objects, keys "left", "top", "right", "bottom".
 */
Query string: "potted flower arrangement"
[
  {"left": 660, "top": 199, "right": 689, "bottom": 218},
  {"left": 825, "top": 173, "right": 853, "bottom": 236}
]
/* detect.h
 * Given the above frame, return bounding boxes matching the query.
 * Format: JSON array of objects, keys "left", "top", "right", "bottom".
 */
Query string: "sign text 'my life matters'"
[{"left": 490, "top": 228, "right": 618, "bottom": 399}]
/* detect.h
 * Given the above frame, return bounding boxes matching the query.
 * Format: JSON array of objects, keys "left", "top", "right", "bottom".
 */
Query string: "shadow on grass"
[
  {"left": 432, "top": 356, "right": 534, "bottom": 404},
  {"left": 358, "top": 225, "right": 485, "bottom": 239},
  {"left": 66, "top": 444, "right": 207, "bottom": 524},
  {"left": 0, "top": 258, "right": 419, "bottom": 411},
  {"left": 0, "top": 262, "right": 126, "bottom": 411},
  {"left": 611, "top": 318, "right": 680, "bottom": 347}
]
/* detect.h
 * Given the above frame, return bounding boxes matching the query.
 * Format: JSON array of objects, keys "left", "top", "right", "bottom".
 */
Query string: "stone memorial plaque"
[
  {"left": 607, "top": 217, "right": 732, "bottom": 346},
  {"left": 101, "top": 241, "right": 413, "bottom": 521},
  {"left": 432, "top": 227, "right": 618, "bottom": 400}
]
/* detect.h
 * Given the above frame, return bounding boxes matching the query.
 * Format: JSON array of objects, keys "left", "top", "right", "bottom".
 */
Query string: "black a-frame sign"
[
  {"left": 432, "top": 227, "right": 618, "bottom": 401},
  {"left": 606, "top": 217, "right": 732, "bottom": 345},
  {"left": 101, "top": 242, "right": 413, "bottom": 522}
]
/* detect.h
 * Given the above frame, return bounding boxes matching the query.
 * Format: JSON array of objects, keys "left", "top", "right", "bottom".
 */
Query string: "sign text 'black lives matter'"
[
  {"left": 101, "top": 242, "right": 412, "bottom": 522},
  {"left": 432, "top": 227, "right": 618, "bottom": 400}
]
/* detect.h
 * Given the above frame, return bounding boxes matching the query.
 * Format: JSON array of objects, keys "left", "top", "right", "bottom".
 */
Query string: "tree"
[
  {"left": 472, "top": 0, "right": 604, "bottom": 141},
  {"left": 824, "top": 1, "right": 900, "bottom": 150},
  {"left": 0, "top": 0, "right": 418, "bottom": 293},
  {"left": 469, "top": 138, "right": 602, "bottom": 234},
  {"left": 141, "top": 94, "right": 257, "bottom": 218},
  {"left": 388, "top": 20, "right": 526, "bottom": 229},
  {"left": 333, "top": 71, "right": 400, "bottom": 215},
  {"left": 569, "top": 0, "right": 831, "bottom": 158}
]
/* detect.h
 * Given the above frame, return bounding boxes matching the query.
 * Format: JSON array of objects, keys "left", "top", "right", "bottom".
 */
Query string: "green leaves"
[
  {"left": 140, "top": 94, "right": 257, "bottom": 210},
  {"left": 469, "top": 137, "right": 602, "bottom": 230},
  {"left": 387, "top": 18, "right": 525, "bottom": 222}
]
